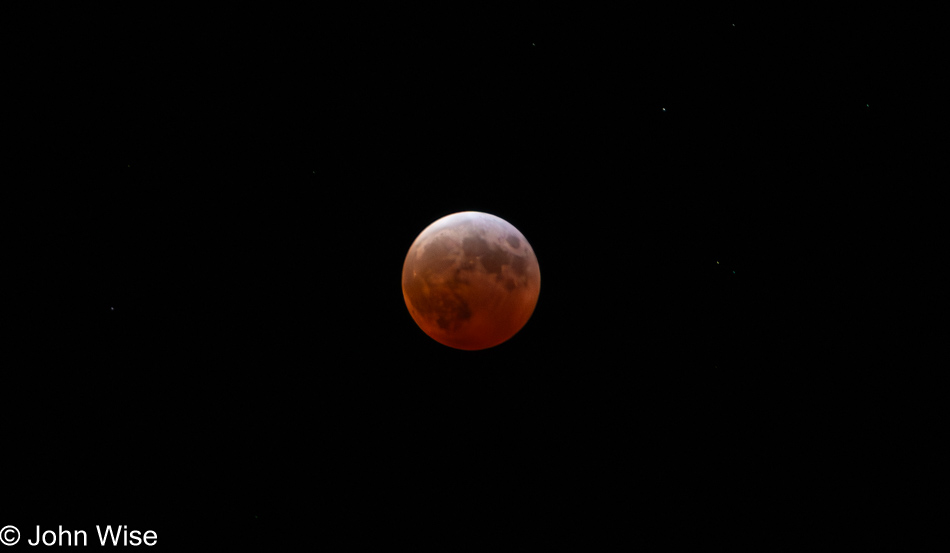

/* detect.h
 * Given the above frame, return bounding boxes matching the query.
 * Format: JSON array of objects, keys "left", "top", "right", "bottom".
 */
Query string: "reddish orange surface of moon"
[{"left": 402, "top": 211, "right": 541, "bottom": 350}]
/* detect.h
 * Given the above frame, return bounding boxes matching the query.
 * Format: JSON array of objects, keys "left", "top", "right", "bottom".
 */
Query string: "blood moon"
[{"left": 402, "top": 212, "right": 540, "bottom": 350}]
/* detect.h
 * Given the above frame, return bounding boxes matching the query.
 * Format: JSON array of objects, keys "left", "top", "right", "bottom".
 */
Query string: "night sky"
[{"left": 9, "top": 6, "right": 916, "bottom": 548}]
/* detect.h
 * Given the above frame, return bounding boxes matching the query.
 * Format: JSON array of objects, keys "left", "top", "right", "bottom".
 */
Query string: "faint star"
[
  {"left": 662, "top": 108, "right": 666, "bottom": 111},
  {"left": 110, "top": 307, "right": 114, "bottom": 311}
]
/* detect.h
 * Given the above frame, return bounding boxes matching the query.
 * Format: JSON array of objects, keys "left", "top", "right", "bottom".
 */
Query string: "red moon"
[{"left": 402, "top": 211, "right": 541, "bottom": 350}]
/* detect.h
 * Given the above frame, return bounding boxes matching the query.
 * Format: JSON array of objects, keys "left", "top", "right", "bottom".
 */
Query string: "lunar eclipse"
[{"left": 402, "top": 212, "right": 540, "bottom": 350}]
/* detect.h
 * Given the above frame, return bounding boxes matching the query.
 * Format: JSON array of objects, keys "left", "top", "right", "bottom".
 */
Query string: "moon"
[{"left": 402, "top": 211, "right": 541, "bottom": 350}]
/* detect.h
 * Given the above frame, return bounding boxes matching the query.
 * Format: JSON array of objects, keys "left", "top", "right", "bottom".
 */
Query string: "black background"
[{"left": 6, "top": 5, "right": 924, "bottom": 548}]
